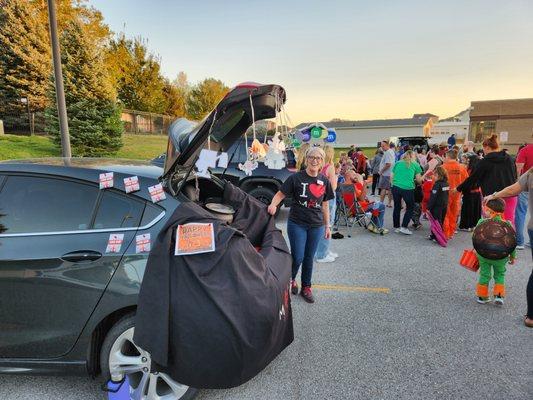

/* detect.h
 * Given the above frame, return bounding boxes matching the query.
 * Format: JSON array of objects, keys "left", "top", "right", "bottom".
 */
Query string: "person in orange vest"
[{"left": 442, "top": 149, "right": 468, "bottom": 239}]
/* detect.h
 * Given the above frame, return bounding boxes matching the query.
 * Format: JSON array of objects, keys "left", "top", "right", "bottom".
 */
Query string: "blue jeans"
[
  {"left": 391, "top": 186, "right": 415, "bottom": 228},
  {"left": 515, "top": 191, "right": 528, "bottom": 246},
  {"left": 287, "top": 219, "right": 324, "bottom": 287},
  {"left": 315, "top": 196, "right": 336, "bottom": 259},
  {"left": 369, "top": 201, "right": 386, "bottom": 228}
]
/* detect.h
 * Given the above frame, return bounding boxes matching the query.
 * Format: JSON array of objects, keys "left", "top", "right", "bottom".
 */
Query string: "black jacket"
[
  {"left": 457, "top": 151, "right": 517, "bottom": 195},
  {"left": 133, "top": 183, "right": 294, "bottom": 389},
  {"left": 428, "top": 180, "right": 449, "bottom": 212}
]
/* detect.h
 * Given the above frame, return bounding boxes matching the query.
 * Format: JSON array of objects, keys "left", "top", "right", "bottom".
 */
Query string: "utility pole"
[{"left": 47, "top": 0, "right": 71, "bottom": 157}]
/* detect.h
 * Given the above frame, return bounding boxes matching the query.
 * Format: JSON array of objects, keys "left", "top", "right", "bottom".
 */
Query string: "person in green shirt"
[
  {"left": 474, "top": 198, "right": 516, "bottom": 305},
  {"left": 391, "top": 150, "right": 423, "bottom": 235}
]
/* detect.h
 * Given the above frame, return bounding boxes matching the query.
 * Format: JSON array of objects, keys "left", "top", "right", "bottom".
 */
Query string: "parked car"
[
  {"left": 0, "top": 83, "right": 288, "bottom": 400},
  {"left": 152, "top": 136, "right": 296, "bottom": 206},
  {"left": 387, "top": 136, "right": 429, "bottom": 151}
]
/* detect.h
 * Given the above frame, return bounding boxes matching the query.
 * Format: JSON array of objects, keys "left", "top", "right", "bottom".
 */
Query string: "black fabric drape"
[{"left": 133, "top": 182, "right": 293, "bottom": 389}]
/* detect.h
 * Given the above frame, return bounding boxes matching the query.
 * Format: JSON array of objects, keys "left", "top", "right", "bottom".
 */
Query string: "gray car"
[{"left": 0, "top": 83, "right": 286, "bottom": 400}]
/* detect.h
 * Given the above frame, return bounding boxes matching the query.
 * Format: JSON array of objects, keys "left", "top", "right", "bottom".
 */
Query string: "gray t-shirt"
[
  {"left": 519, "top": 171, "right": 533, "bottom": 229},
  {"left": 379, "top": 149, "right": 396, "bottom": 177}
]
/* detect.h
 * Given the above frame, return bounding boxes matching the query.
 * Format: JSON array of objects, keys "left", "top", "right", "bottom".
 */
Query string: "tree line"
[{"left": 0, "top": 0, "right": 229, "bottom": 155}]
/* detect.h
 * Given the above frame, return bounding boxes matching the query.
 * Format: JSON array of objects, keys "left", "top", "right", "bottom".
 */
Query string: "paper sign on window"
[
  {"left": 106, "top": 233, "right": 124, "bottom": 253},
  {"left": 136, "top": 233, "right": 151, "bottom": 253},
  {"left": 175, "top": 223, "right": 216, "bottom": 256},
  {"left": 148, "top": 183, "right": 166, "bottom": 203},
  {"left": 99, "top": 172, "right": 114, "bottom": 189},
  {"left": 499, "top": 131, "right": 508, "bottom": 143},
  {"left": 124, "top": 176, "right": 140, "bottom": 193}
]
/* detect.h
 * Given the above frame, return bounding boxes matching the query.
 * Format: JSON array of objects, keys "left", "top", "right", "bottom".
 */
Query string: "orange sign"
[{"left": 175, "top": 223, "right": 216, "bottom": 255}]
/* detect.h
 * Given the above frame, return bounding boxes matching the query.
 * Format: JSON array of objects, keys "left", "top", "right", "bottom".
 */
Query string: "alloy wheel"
[{"left": 108, "top": 327, "right": 190, "bottom": 400}]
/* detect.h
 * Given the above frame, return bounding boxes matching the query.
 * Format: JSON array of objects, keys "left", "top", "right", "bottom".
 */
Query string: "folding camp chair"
[{"left": 334, "top": 184, "right": 376, "bottom": 237}]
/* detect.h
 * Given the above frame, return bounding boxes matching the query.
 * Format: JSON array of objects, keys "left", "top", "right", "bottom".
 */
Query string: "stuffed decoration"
[
  {"left": 250, "top": 138, "right": 267, "bottom": 159},
  {"left": 264, "top": 132, "right": 286, "bottom": 170},
  {"left": 238, "top": 159, "right": 258, "bottom": 176}
]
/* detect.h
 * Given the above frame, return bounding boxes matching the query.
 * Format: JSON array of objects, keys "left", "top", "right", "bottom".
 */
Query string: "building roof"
[{"left": 295, "top": 114, "right": 437, "bottom": 130}]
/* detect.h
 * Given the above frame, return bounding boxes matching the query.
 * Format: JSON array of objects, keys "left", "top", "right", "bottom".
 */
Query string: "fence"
[
  {"left": 0, "top": 108, "right": 175, "bottom": 136},
  {"left": 0, "top": 111, "right": 47, "bottom": 135},
  {"left": 121, "top": 109, "right": 174, "bottom": 134}
]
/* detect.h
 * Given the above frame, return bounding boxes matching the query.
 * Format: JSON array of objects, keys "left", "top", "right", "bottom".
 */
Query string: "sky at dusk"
[{"left": 88, "top": 0, "right": 533, "bottom": 124}]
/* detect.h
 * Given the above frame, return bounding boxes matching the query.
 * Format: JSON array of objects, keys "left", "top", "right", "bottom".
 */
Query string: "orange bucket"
[{"left": 459, "top": 249, "right": 479, "bottom": 272}]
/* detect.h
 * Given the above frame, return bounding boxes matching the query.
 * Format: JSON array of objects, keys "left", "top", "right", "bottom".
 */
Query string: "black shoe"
[
  {"left": 332, "top": 232, "right": 344, "bottom": 239},
  {"left": 290, "top": 280, "right": 298, "bottom": 295}
]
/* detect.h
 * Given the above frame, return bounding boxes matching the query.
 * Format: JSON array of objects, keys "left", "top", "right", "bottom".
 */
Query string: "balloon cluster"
[{"left": 291, "top": 125, "right": 336, "bottom": 148}]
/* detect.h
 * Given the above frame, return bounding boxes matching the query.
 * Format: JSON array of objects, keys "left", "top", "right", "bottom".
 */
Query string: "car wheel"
[
  {"left": 248, "top": 186, "right": 276, "bottom": 206},
  {"left": 100, "top": 314, "right": 197, "bottom": 400}
]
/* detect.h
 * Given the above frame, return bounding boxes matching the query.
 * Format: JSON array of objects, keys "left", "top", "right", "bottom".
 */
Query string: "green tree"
[
  {"left": 186, "top": 78, "right": 229, "bottom": 120},
  {"left": 106, "top": 35, "right": 167, "bottom": 113},
  {"left": 0, "top": 0, "right": 52, "bottom": 130},
  {"left": 46, "top": 20, "right": 122, "bottom": 156}
]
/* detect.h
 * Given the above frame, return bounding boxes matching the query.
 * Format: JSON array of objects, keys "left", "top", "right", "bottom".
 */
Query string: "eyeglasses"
[{"left": 306, "top": 156, "right": 323, "bottom": 161}]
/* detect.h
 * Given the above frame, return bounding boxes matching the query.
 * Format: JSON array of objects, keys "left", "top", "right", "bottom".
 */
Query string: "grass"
[
  {"left": 0, "top": 133, "right": 377, "bottom": 162},
  {"left": 334, "top": 147, "right": 377, "bottom": 161},
  {"left": 0, "top": 133, "right": 168, "bottom": 161}
]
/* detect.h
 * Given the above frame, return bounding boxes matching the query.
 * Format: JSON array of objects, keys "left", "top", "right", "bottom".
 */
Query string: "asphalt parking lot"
[{"left": 1, "top": 208, "right": 532, "bottom": 400}]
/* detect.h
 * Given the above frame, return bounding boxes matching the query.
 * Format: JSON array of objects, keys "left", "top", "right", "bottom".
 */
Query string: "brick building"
[{"left": 469, "top": 98, "right": 533, "bottom": 152}]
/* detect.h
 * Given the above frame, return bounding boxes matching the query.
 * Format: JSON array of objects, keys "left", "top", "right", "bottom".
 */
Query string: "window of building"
[{"left": 470, "top": 121, "right": 496, "bottom": 143}]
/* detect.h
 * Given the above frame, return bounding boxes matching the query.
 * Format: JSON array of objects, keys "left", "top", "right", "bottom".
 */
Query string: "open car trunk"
[
  {"left": 162, "top": 82, "right": 286, "bottom": 181},
  {"left": 134, "top": 83, "right": 294, "bottom": 389}
]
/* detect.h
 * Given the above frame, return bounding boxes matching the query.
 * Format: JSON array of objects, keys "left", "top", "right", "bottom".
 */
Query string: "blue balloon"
[
  {"left": 325, "top": 131, "right": 336, "bottom": 143},
  {"left": 302, "top": 132, "right": 311, "bottom": 142}
]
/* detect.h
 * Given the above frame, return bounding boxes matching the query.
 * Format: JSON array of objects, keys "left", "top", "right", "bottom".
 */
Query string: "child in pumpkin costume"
[{"left": 474, "top": 199, "right": 516, "bottom": 305}]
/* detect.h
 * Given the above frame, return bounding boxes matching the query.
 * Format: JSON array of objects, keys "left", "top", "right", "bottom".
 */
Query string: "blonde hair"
[
  {"left": 306, "top": 146, "right": 326, "bottom": 160},
  {"left": 296, "top": 143, "right": 310, "bottom": 170},
  {"left": 403, "top": 150, "right": 414, "bottom": 167},
  {"left": 323, "top": 145, "right": 334, "bottom": 165}
]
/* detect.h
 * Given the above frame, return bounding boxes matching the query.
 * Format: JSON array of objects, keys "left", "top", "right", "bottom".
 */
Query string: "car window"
[
  {"left": 0, "top": 175, "right": 98, "bottom": 234},
  {"left": 93, "top": 191, "right": 144, "bottom": 229},
  {"left": 140, "top": 203, "right": 163, "bottom": 226}
]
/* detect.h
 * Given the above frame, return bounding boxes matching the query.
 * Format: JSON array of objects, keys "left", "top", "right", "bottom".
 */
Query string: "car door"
[{"left": 0, "top": 174, "right": 144, "bottom": 359}]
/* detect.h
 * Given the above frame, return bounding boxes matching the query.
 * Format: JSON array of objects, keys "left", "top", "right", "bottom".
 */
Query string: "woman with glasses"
[{"left": 268, "top": 147, "right": 334, "bottom": 303}]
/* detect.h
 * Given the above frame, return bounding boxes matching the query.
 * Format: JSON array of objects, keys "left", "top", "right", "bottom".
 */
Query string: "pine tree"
[
  {"left": 0, "top": 0, "right": 52, "bottom": 132},
  {"left": 186, "top": 78, "right": 229, "bottom": 120},
  {"left": 46, "top": 20, "right": 123, "bottom": 156}
]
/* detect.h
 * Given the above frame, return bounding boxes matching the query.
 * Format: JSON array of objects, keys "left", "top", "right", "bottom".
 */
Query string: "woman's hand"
[
  {"left": 483, "top": 194, "right": 495, "bottom": 203},
  {"left": 267, "top": 204, "right": 278, "bottom": 216},
  {"left": 324, "top": 226, "right": 331, "bottom": 239}
]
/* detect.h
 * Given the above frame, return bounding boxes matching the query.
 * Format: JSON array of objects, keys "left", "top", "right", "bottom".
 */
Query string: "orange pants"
[{"left": 443, "top": 192, "right": 461, "bottom": 239}]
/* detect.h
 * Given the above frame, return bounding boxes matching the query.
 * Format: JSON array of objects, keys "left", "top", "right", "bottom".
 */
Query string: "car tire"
[
  {"left": 248, "top": 186, "right": 277, "bottom": 207},
  {"left": 100, "top": 313, "right": 197, "bottom": 400}
]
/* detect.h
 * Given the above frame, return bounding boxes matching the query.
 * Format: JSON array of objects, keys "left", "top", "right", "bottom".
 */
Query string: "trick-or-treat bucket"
[{"left": 459, "top": 249, "right": 479, "bottom": 272}]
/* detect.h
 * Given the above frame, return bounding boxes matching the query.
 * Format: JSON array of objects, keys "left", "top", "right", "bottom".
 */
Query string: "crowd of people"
[{"left": 267, "top": 135, "right": 533, "bottom": 329}]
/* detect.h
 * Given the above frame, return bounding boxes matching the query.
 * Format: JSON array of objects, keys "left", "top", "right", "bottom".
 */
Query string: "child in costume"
[
  {"left": 427, "top": 166, "right": 449, "bottom": 241},
  {"left": 474, "top": 198, "right": 516, "bottom": 305}
]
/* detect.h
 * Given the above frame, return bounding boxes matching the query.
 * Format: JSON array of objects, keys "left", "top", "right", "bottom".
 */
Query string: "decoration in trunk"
[
  {"left": 264, "top": 132, "right": 286, "bottom": 169},
  {"left": 195, "top": 149, "right": 229, "bottom": 178}
]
